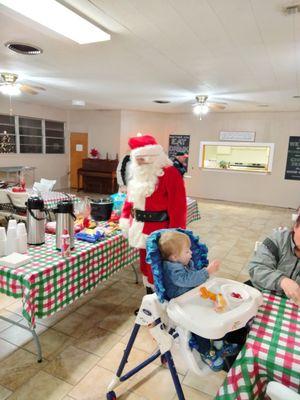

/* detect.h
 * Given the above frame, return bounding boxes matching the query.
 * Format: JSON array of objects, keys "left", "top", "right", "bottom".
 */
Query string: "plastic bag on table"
[{"left": 110, "top": 192, "right": 126, "bottom": 214}]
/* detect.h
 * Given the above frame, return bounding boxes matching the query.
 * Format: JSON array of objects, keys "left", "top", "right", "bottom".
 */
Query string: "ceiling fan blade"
[
  {"left": 20, "top": 85, "right": 38, "bottom": 95},
  {"left": 208, "top": 103, "right": 227, "bottom": 111},
  {"left": 21, "top": 84, "right": 46, "bottom": 92}
]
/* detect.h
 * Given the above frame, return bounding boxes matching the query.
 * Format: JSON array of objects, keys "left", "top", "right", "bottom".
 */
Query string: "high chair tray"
[{"left": 167, "top": 277, "right": 263, "bottom": 339}]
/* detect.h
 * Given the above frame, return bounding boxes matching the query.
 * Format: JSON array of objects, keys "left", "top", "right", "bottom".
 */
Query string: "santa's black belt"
[{"left": 131, "top": 209, "right": 169, "bottom": 222}]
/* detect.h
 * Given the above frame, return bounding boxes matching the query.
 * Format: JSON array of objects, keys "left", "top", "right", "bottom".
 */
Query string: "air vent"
[
  {"left": 5, "top": 42, "right": 43, "bottom": 55},
  {"left": 153, "top": 100, "right": 170, "bottom": 104}
]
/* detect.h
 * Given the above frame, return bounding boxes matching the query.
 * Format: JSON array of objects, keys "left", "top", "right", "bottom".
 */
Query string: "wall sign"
[
  {"left": 284, "top": 136, "right": 300, "bottom": 180},
  {"left": 168, "top": 134, "right": 190, "bottom": 162},
  {"left": 219, "top": 131, "right": 256, "bottom": 142}
]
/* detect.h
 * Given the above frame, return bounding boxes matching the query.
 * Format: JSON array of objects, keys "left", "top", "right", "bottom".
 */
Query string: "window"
[
  {"left": 19, "top": 117, "right": 42, "bottom": 153},
  {"left": 199, "top": 141, "right": 275, "bottom": 173},
  {"left": 0, "top": 114, "right": 16, "bottom": 153},
  {"left": 45, "top": 120, "right": 65, "bottom": 154},
  {"left": 0, "top": 114, "right": 65, "bottom": 154}
]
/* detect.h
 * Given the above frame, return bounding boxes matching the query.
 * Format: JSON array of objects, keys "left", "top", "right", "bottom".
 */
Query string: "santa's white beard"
[{"left": 128, "top": 151, "right": 171, "bottom": 208}]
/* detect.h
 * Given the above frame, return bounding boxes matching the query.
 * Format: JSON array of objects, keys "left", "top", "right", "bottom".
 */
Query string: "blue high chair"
[{"left": 106, "top": 229, "right": 263, "bottom": 400}]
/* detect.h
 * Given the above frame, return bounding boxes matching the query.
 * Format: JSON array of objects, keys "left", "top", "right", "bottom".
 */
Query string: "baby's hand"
[{"left": 207, "top": 259, "right": 220, "bottom": 275}]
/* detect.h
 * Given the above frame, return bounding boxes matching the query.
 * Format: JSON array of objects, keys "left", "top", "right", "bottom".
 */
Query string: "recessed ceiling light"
[
  {"left": 5, "top": 42, "right": 43, "bottom": 55},
  {"left": 153, "top": 100, "right": 170, "bottom": 104},
  {"left": 72, "top": 100, "right": 85, "bottom": 106},
  {"left": 293, "top": 95, "right": 300, "bottom": 99},
  {"left": 0, "top": 0, "right": 110, "bottom": 44}
]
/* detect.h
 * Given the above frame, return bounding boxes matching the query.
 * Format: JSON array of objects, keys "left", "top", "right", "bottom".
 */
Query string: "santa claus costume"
[{"left": 119, "top": 134, "right": 187, "bottom": 289}]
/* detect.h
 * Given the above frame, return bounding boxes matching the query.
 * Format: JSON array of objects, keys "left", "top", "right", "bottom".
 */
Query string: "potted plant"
[
  {"left": 89, "top": 148, "right": 100, "bottom": 159},
  {"left": 219, "top": 160, "right": 228, "bottom": 169}
]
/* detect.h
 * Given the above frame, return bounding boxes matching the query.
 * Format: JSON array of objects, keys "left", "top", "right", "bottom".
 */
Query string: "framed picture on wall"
[{"left": 168, "top": 134, "right": 190, "bottom": 166}]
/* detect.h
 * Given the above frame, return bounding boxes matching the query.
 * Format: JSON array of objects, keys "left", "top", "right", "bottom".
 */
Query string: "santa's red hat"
[{"left": 128, "top": 134, "right": 163, "bottom": 158}]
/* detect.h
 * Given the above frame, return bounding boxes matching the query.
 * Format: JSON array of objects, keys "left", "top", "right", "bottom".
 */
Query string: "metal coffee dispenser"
[
  {"left": 26, "top": 196, "right": 46, "bottom": 245},
  {"left": 54, "top": 201, "right": 75, "bottom": 250}
]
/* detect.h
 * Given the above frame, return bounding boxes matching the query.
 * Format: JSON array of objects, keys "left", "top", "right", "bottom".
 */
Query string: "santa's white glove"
[{"left": 119, "top": 218, "right": 130, "bottom": 239}]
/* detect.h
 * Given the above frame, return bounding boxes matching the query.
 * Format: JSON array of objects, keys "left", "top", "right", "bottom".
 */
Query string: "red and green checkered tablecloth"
[
  {"left": 30, "top": 191, "right": 80, "bottom": 210},
  {"left": 0, "top": 233, "right": 139, "bottom": 327},
  {"left": 187, "top": 197, "right": 201, "bottom": 225},
  {"left": 215, "top": 293, "right": 300, "bottom": 400}
]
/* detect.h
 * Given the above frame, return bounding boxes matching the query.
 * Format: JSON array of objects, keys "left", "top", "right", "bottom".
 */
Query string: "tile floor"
[{"left": 0, "top": 198, "right": 293, "bottom": 400}]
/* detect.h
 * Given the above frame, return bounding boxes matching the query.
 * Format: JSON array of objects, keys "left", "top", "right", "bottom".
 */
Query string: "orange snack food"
[
  {"left": 200, "top": 287, "right": 209, "bottom": 299},
  {"left": 208, "top": 291, "right": 217, "bottom": 301}
]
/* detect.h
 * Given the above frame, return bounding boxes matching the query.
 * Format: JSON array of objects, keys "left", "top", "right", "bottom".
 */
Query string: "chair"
[
  {"left": 106, "top": 228, "right": 263, "bottom": 400},
  {"left": 266, "top": 381, "right": 300, "bottom": 400},
  {"left": 6, "top": 191, "right": 29, "bottom": 221},
  {"left": 0, "top": 189, "right": 13, "bottom": 219}
]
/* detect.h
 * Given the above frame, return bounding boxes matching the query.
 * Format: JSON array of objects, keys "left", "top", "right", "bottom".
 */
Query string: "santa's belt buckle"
[{"left": 132, "top": 209, "right": 169, "bottom": 222}]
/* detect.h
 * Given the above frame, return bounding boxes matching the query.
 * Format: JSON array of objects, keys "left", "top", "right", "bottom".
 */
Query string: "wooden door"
[{"left": 70, "top": 132, "right": 88, "bottom": 189}]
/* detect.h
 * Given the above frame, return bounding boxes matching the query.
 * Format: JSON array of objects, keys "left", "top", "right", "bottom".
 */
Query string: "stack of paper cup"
[
  {"left": 8, "top": 219, "right": 17, "bottom": 229},
  {"left": 0, "top": 227, "right": 6, "bottom": 257},
  {"left": 6, "top": 226, "right": 18, "bottom": 255},
  {"left": 17, "top": 223, "right": 28, "bottom": 254}
]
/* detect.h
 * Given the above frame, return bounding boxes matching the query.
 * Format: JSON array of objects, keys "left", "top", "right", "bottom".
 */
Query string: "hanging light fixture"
[{"left": 193, "top": 95, "right": 210, "bottom": 120}]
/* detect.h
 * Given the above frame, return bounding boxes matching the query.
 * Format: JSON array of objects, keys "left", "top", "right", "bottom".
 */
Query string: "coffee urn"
[
  {"left": 26, "top": 196, "right": 46, "bottom": 245},
  {"left": 55, "top": 201, "right": 76, "bottom": 250}
]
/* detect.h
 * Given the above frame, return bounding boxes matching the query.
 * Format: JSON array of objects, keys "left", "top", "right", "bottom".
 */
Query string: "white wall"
[
  {"left": 0, "top": 98, "right": 69, "bottom": 189},
  {"left": 68, "top": 110, "right": 121, "bottom": 159},
  {"left": 165, "top": 111, "right": 300, "bottom": 208},
  {"left": 120, "top": 110, "right": 168, "bottom": 155}
]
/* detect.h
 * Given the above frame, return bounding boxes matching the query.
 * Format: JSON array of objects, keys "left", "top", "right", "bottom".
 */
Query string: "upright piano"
[{"left": 77, "top": 158, "right": 118, "bottom": 194}]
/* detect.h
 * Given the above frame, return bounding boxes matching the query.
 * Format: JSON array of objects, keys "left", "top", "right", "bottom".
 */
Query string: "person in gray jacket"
[{"left": 248, "top": 215, "right": 300, "bottom": 304}]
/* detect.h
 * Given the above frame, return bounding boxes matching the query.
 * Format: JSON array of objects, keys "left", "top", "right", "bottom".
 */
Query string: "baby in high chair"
[{"left": 159, "top": 230, "right": 239, "bottom": 372}]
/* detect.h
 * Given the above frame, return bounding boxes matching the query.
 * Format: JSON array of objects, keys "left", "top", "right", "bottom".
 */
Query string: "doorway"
[{"left": 70, "top": 132, "right": 88, "bottom": 189}]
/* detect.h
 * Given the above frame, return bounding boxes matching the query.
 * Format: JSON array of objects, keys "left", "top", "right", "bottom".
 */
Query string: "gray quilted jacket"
[{"left": 248, "top": 229, "right": 300, "bottom": 293}]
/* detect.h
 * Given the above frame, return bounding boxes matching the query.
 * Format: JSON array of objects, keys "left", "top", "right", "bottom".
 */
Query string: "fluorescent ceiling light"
[
  {"left": 0, "top": 0, "right": 111, "bottom": 44},
  {"left": 0, "top": 84, "right": 21, "bottom": 96}
]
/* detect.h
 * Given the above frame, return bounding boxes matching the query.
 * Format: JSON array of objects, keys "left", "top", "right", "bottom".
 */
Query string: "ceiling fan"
[
  {"left": 0, "top": 72, "right": 46, "bottom": 96},
  {"left": 193, "top": 95, "right": 227, "bottom": 119}
]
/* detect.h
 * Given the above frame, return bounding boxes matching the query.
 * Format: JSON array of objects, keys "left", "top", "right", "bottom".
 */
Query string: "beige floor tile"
[
  {"left": 0, "top": 385, "right": 12, "bottom": 400},
  {"left": 131, "top": 364, "right": 184, "bottom": 400},
  {"left": 4, "top": 300, "right": 23, "bottom": 316},
  {"left": 0, "top": 322, "right": 48, "bottom": 347},
  {"left": 52, "top": 312, "right": 97, "bottom": 338},
  {"left": 98, "top": 308, "right": 136, "bottom": 336},
  {"left": 0, "top": 338, "right": 18, "bottom": 361},
  {"left": 183, "top": 370, "right": 227, "bottom": 397},
  {"left": 44, "top": 345, "right": 99, "bottom": 385},
  {"left": 0, "top": 348, "right": 45, "bottom": 390},
  {"left": 75, "top": 299, "right": 116, "bottom": 318},
  {"left": 74, "top": 326, "right": 122, "bottom": 357},
  {"left": 0, "top": 310, "right": 23, "bottom": 332},
  {"left": 24, "top": 328, "right": 73, "bottom": 359},
  {"left": 98, "top": 342, "right": 158, "bottom": 373},
  {"left": 0, "top": 294, "right": 19, "bottom": 309},
  {"left": 120, "top": 326, "right": 158, "bottom": 354},
  {"left": 94, "top": 286, "right": 133, "bottom": 306},
  {"left": 68, "top": 365, "right": 132, "bottom": 400},
  {"left": 173, "top": 385, "right": 213, "bottom": 400},
  {"left": 7, "top": 371, "right": 72, "bottom": 400}
]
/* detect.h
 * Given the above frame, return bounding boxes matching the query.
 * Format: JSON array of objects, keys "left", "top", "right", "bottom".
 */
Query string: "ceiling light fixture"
[
  {"left": 0, "top": 0, "right": 110, "bottom": 44},
  {"left": 0, "top": 84, "right": 21, "bottom": 96},
  {"left": 193, "top": 95, "right": 209, "bottom": 120},
  {"left": 153, "top": 100, "right": 170, "bottom": 104}
]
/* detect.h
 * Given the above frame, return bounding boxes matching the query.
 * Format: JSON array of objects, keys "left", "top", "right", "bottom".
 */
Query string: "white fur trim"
[
  {"left": 131, "top": 144, "right": 163, "bottom": 158},
  {"left": 142, "top": 275, "right": 155, "bottom": 290},
  {"left": 119, "top": 218, "right": 130, "bottom": 235},
  {"left": 128, "top": 219, "right": 148, "bottom": 249}
]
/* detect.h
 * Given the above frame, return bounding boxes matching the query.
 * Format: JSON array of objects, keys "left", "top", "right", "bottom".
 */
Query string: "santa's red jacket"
[{"left": 119, "top": 165, "right": 187, "bottom": 250}]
